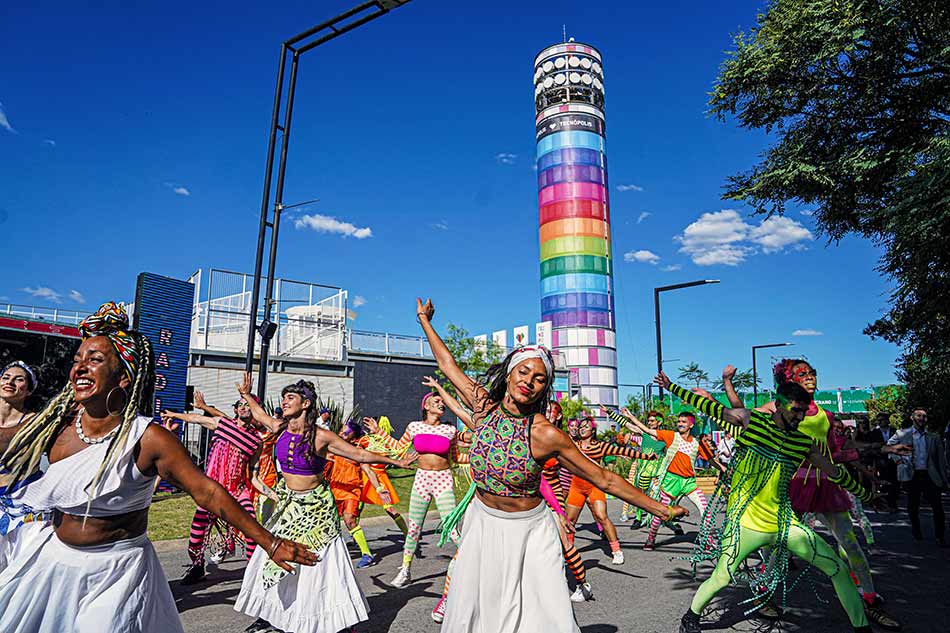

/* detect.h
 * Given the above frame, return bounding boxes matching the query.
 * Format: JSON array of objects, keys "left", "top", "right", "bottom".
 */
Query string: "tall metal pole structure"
[
  {"left": 752, "top": 342, "right": 792, "bottom": 405},
  {"left": 244, "top": 1, "right": 411, "bottom": 397},
  {"left": 653, "top": 280, "right": 720, "bottom": 397}
]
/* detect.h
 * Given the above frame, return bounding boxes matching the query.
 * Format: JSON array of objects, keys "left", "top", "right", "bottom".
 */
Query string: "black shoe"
[
  {"left": 244, "top": 618, "right": 273, "bottom": 633},
  {"left": 672, "top": 523, "right": 685, "bottom": 536},
  {"left": 680, "top": 609, "right": 702, "bottom": 633},
  {"left": 865, "top": 596, "right": 901, "bottom": 631},
  {"left": 180, "top": 564, "right": 206, "bottom": 585}
]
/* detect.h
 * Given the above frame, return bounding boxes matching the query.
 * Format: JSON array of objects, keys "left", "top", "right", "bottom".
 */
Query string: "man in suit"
[{"left": 888, "top": 407, "right": 949, "bottom": 544}]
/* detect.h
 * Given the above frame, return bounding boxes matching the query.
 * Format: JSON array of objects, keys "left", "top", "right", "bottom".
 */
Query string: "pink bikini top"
[
  {"left": 413, "top": 434, "right": 451, "bottom": 456},
  {"left": 406, "top": 421, "right": 455, "bottom": 457}
]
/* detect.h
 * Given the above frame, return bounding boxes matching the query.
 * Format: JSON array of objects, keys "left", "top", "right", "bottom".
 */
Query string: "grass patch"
[{"left": 147, "top": 468, "right": 467, "bottom": 541}]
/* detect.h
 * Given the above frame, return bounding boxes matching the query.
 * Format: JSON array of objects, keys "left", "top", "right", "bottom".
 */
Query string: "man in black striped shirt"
[{"left": 653, "top": 372, "right": 880, "bottom": 633}]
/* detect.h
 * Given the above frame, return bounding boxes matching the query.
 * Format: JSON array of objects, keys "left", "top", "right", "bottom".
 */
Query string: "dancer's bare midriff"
[{"left": 53, "top": 507, "right": 149, "bottom": 547}]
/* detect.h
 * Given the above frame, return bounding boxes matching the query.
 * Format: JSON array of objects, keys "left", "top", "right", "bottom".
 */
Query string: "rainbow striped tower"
[{"left": 534, "top": 41, "right": 618, "bottom": 411}]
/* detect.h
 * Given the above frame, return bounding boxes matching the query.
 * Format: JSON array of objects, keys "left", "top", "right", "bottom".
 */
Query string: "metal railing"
[{"left": 0, "top": 303, "right": 84, "bottom": 326}]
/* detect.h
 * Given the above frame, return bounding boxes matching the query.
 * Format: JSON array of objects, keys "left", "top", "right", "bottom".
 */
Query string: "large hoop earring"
[{"left": 106, "top": 387, "right": 129, "bottom": 417}]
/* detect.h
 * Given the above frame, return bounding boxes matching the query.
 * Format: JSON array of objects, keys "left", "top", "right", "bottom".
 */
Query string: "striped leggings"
[
  {"left": 188, "top": 489, "right": 256, "bottom": 567},
  {"left": 621, "top": 462, "right": 655, "bottom": 519}
]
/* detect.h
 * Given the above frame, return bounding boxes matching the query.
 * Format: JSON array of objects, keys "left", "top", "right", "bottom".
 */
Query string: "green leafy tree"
[
  {"left": 435, "top": 323, "right": 504, "bottom": 398},
  {"left": 623, "top": 393, "right": 645, "bottom": 417},
  {"left": 677, "top": 362, "right": 710, "bottom": 388},
  {"left": 864, "top": 384, "right": 907, "bottom": 429},
  {"left": 558, "top": 396, "right": 591, "bottom": 421},
  {"left": 714, "top": 368, "right": 760, "bottom": 391},
  {"left": 711, "top": 0, "right": 950, "bottom": 422}
]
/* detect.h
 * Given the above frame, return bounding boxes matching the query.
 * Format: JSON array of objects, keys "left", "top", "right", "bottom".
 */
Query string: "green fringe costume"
[{"left": 667, "top": 383, "right": 872, "bottom": 627}]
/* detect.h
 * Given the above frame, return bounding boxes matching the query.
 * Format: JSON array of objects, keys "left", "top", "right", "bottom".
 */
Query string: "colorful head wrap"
[
  {"left": 507, "top": 345, "right": 554, "bottom": 379},
  {"left": 421, "top": 391, "right": 436, "bottom": 412},
  {"left": 78, "top": 302, "right": 138, "bottom": 382},
  {"left": 2, "top": 361, "right": 38, "bottom": 391},
  {"left": 773, "top": 358, "right": 812, "bottom": 388},
  {"left": 378, "top": 415, "right": 393, "bottom": 435}
]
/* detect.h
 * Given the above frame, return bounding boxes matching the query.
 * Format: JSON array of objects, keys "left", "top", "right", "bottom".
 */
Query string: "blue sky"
[{"left": 1, "top": 0, "right": 900, "bottom": 390}]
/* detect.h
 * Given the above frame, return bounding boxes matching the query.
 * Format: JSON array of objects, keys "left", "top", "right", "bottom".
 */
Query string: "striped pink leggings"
[{"left": 187, "top": 489, "right": 256, "bottom": 566}]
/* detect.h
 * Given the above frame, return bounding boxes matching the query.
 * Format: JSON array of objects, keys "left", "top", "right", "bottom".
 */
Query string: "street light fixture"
[
  {"left": 752, "top": 342, "right": 793, "bottom": 405},
  {"left": 653, "top": 280, "right": 720, "bottom": 396},
  {"left": 244, "top": 1, "right": 411, "bottom": 396}
]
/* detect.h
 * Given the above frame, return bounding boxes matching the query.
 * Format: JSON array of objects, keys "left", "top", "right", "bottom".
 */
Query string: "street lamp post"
[
  {"left": 752, "top": 342, "right": 793, "bottom": 405},
  {"left": 653, "top": 280, "right": 720, "bottom": 396},
  {"left": 244, "top": 1, "right": 411, "bottom": 396}
]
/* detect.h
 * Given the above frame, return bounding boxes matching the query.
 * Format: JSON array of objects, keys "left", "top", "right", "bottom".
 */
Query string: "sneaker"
[
  {"left": 244, "top": 618, "right": 273, "bottom": 633},
  {"left": 679, "top": 609, "right": 702, "bottom": 633},
  {"left": 355, "top": 554, "right": 377, "bottom": 569},
  {"left": 865, "top": 597, "right": 901, "bottom": 631},
  {"left": 208, "top": 547, "right": 230, "bottom": 564},
  {"left": 180, "top": 564, "right": 206, "bottom": 585},
  {"left": 619, "top": 513, "right": 630, "bottom": 522},
  {"left": 431, "top": 597, "right": 446, "bottom": 623},
  {"left": 611, "top": 550, "right": 625, "bottom": 565},
  {"left": 391, "top": 565, "right": 411, "bottom": 588},
  {"left": 642, "top": 539, "right": 655, "bottom": 552},
  {"left": 570, "top": 582, "right": 594, "bottom": 602}
]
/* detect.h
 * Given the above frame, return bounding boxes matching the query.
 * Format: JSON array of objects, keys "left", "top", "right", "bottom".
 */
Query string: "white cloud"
[
  {"left": 495, "top": 152, "right": 517, "bottom": 165},
  {"left": 21, "top": 286, "right": 62, "bottom": 303},
  {"left": 616, "top": 184, "right": 644, "bottom": 192},
  {"left": 792, "top": 329, "right": 824, "bottom": 337},
  {"left": 172, "top": 186, "right": 190, "bottom": 196},
  {"left": 68, "top": 289, "right": 86, "bottom": 304},
  {"left": 748, "top": 216, "right": 813, "bottom": 253},
  {"left": 0, "top": 102, "right": 15, "bottom": 134},
  {"left": 661, "top": 264, "right": 682, "bottom": 272},
  {"left": 352, "top": 295, "right": 367, "bottom": 308},
  {"left": 799, "top": 209, "right": 815, "bottom": 217},
  {"left": 432, "top": 220, "right": 449, "bottom": 231},
  {"left": 675, "top": 209, "right": 812, "bottom": 266},
  {"left": 43, "top": 139, "right": 56, "bottom": 147},
  {"left": 624, "top": 249, "right": 660, "bottom": 265},
  {"left": 294, "top": 213, "right": 373, "bottom": 239},
  {"left": 636, "top": 211, "right": 651, "bottom": 224}
]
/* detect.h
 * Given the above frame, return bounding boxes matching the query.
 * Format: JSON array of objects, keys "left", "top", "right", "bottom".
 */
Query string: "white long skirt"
[
  {"left": 234, "top": 534, "right": 369, "bottom": 633},
  {"left": 441, "top": 495, "right": 580, "bottom": 633},
  {"left": 0, "top": 522, "right": 183, "bottom": 633}
]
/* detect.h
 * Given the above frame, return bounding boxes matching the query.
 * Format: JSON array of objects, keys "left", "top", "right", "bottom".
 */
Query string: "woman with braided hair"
[
  {"left": 233, "top": 373, "right": 416, "bottom": 633},
  {"left": 415, "top": 298, "right": 686, "bottom": 633},
  {"left": 0, "top": 302, "right": 316, "bottom": 633}
]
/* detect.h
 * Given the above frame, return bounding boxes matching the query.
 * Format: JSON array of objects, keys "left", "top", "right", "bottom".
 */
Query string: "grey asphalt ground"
[{"left": 158, "top": 497, "right": 950, "bottom": 633}]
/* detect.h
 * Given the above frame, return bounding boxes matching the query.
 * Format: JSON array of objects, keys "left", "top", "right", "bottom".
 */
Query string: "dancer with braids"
[
  {"left": 233, "top": 374, "right": 414, "bottom": 633},
  {"left": 0, "top": 302, "right": 315, "bottom": 633},
  {"left": 610, "top": 408, "right": 722, "bottom": 551},
  {"left": 655, "top": 370, "right": 907, "bottom": 633},
  {"left": 415, "top": 298, "right": 685, "bottom": 633},
  {"left": 0, "top": 361, "right": 41, "bottom": 535},
  {"left": 564, "top": 416, "right": 657, "bottom": 565},
  {"left": 366, "top": 381, "right": 464, "bottom": 622},
  {"left": 722, "top": 361, "right": 901, "bottom": 629},
  {"left": 618, "top": 410, "right": 666, "bottom": 527},
  {"left": 162, "top": 390, "right": 263, "bottom": 583}
]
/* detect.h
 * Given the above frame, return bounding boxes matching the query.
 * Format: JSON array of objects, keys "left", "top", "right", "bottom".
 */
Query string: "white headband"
[{"left": 507, "top": 346, "right": 553, "bottom": 379}]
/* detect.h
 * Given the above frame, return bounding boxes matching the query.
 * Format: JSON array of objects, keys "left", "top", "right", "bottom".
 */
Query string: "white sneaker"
[
  {"left": 570, "top": 582, "right": 594, "bottom": 602},
  {"left": 619, "top": 513, "right": 630, "bottom": 522},
  {"left": 611, "top": 550, "right": 625, "bottom": 565},
  {"left": 208, "top": 547, "right": 231, "bottom": 564},
  {"left": 391, "top": 566, "right": 411, "bottom": 588}
]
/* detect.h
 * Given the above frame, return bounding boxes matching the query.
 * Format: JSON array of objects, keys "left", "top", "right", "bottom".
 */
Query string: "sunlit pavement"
[{"left": 158, "top": 497, "right": 950, "bottom": 632}]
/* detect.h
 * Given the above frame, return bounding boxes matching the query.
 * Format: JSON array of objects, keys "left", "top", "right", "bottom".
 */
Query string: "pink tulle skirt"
[{"left": 789, "top": 466, "right": 852, "bottom": 514}]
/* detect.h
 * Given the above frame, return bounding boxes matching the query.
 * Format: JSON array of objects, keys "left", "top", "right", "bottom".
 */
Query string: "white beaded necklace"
[{"left": 74, "top": 410, "right": 121, "bottom": 445}]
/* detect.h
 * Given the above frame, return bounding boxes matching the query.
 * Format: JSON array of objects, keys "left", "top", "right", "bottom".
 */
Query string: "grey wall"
[{"left": 353, "top": 358, "right": 455, "bottom": 436}]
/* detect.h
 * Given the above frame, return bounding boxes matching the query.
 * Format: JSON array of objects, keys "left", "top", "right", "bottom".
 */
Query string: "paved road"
[{"left": 158, "top": 498, "right": 950, "bottom": 632}]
